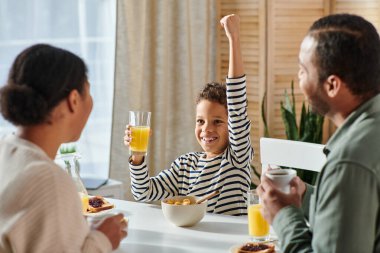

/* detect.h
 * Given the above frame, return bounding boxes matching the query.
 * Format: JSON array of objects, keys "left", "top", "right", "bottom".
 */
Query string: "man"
[{"left": 257, "top": 14, "right": 380, "bottom": 253}]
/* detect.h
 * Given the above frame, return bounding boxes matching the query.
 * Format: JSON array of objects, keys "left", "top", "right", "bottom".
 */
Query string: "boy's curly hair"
[{"left": 196, "top": 82, "right": 227, "bottom": 109}]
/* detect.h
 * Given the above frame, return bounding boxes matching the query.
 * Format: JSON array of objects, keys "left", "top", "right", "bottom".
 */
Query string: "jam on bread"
[
  {"left": 236, "top": 242, "right": 275, "bottom": 253},
  {"left": 87, "top": 196, "right": 114, "bottom": 213}
]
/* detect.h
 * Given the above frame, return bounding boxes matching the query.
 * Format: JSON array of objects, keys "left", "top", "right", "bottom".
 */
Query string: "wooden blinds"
[
  {"left": 218, "top": 0, "right": 266, "bottom": 171},
  {"left": 217, "top": 0, "right": 380, "bottom": 174}
]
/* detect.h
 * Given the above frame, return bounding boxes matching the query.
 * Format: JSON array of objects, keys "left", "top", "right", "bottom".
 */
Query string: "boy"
[{"left": 124, "top": 14, "right": 253, "bottom": 215}]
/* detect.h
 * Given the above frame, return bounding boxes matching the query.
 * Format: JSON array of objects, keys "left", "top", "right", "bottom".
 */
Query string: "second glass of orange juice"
[
  {"left": 247, "top": 189, "right": 270, "bottom": 241},
  {"left": 129, "top": 111, "right": 151, "bottom": 155},
  {"left": 79, "top": 192, "right": 89, "bottom": 213}
]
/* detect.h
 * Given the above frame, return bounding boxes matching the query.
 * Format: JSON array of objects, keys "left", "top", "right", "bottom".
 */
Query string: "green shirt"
[{"left": 273, "top": 94, "right": 380, "bottom": 253}]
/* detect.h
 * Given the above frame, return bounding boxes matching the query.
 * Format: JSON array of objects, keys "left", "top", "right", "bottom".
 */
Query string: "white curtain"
[{"left": 111, "top": 0, "right": 217, "bottom": 200}]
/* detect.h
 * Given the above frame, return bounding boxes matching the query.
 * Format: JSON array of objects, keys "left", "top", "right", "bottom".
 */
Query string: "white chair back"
[{"left": 260, "top": 137, "right": 326, "bottom": 174}]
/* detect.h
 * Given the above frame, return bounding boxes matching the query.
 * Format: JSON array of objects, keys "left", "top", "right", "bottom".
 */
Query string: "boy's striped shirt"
[{"left": 129, "top": 75, "right": 254, "bottom": 215}]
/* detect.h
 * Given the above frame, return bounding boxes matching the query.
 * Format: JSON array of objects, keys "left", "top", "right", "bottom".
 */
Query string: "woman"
[{"left": 0, "top": 44, "right": 126, "bottom": 252}]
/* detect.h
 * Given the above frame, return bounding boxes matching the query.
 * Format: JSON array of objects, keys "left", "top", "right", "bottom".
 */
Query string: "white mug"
[{"left": 265, "top": 168, "right": 296, "bottom": 193}]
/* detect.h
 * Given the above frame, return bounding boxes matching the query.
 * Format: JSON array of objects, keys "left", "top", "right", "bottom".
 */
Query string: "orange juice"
[
  {"left": 130, "top": 126, "right": 150, "bottom": 153},
  {"left": 79, "top": 192, "right": 89, "bottom": 213},
  {"left": 248, "top": 204, "right": 270, "bottom": 238}
]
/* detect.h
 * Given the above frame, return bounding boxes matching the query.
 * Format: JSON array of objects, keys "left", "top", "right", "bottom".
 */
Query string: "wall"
[{"left": 218, "top": 0, "right": 380, "bottom": 176}]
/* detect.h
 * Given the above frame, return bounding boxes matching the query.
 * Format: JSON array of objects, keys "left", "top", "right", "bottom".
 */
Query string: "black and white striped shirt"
[{"left": 129, "top": 75, "right": 254, "bottom": 215}]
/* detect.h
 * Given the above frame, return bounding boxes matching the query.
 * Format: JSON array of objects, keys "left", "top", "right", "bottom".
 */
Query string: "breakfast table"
[{"left": 106, "top": 199, "right": 278, "bottom": 253}]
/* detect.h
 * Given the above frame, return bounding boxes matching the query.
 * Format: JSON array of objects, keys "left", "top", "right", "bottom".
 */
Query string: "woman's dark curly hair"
[
  {"left": 196, "top": 82, "right": 227, "bottom": 109},
  {"left": 0, "top": 44, "right": 88, "bottom": 126}
]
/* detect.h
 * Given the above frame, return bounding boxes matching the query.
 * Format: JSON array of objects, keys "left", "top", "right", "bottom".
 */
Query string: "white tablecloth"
[{"left": 108, "top": 199, "right": 255, "bottom": 253}]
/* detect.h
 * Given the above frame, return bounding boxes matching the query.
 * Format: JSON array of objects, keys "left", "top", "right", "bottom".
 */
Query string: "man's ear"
[
  {"left": 66, "top": 89, "right": 80, "bottom": 113},
  {"left": 324, "top": 75, "right": 342, "bottom": 98}
]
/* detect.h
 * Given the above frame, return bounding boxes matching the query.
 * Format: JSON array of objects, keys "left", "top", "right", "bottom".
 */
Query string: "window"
[{"left": 0, "top": 0, "right": 116, "bottom": 179}]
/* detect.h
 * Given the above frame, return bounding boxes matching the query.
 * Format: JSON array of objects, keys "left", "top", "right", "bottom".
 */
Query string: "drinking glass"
[
  {"left": 57, "top": 149, "right": 89, "bottom": 213},
  {"left": 247, "top": 189, "right": 270, "bottom": 241},
  {"left": 129, "top": 111, "right": 151, "bottom": 156}
]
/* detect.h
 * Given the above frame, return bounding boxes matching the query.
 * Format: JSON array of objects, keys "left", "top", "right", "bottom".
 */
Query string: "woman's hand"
[{"left": 95, "top": 213, "right": 128, "bottom": 250}]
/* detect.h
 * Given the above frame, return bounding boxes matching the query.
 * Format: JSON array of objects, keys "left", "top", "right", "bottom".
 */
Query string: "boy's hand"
[
  {"left": 220, "top": 14, "right": 240, "bottom": 41},
  {"left": 123, "top": 124, "right": 132, "bottom": 147},
  {"left": 124, "top": 124, "right": 146, "bottom": 165},
  {"left": 220, "top": 14, "right": 243, "bottom": 77}
]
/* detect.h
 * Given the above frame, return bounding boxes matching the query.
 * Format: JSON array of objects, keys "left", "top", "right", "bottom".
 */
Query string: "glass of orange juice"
[
  {"left": 247, "top": 189, "right": 270, "bottom": 241},
  {"left": 129, "top": 111, "right": 151, "bottom": 155},
  {"left": 79, "top": 192, "right": 89, "bottom": 213}
]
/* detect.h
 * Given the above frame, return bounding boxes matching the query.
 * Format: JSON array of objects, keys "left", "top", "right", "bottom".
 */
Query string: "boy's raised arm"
[{"left": 220, "top": 14, "right": 244, "bottom": 78}]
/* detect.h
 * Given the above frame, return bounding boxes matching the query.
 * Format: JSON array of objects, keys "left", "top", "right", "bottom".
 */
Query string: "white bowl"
[{"left": 161, "top": 196, "right": 207, "bottom": 227}]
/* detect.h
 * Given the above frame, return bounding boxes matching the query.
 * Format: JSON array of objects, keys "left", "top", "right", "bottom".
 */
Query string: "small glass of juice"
[
  {"left": 247, "top": 189, "right": 270, "bottom": 241},
  {"left": 79, "top": 192, "right": 89, "bottom": 214},
  {"left": 129, "top": 111, "right": 151, "bottom": 156}
]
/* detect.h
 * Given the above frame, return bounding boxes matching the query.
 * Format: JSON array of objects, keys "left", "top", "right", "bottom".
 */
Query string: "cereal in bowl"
[{"left": 164, "top": 198, "right": 193, "bottom": 205}]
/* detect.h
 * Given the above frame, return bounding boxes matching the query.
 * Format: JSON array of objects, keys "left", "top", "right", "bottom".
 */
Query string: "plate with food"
[
  {"left": 229, "top": 242, "right": 277, "bottom": 253},
  {"left": 84, "top": 195, "right": 115, "bottom": 217}
]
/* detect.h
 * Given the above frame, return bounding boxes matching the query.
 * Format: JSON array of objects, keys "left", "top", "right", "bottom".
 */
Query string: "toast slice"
[
  {"left": 87, "top": 196, "right": 114, "bottom": 213},
  {"left": 236, "top": 243, "right": 275, "bottom": 253}
]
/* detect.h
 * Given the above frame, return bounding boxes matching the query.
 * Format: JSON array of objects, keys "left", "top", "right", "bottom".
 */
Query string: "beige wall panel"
[
  {"left": 334, "top": 0, "right": 380, "bottom": 30},
  {"left": 267, "top": 0, "right": 326, "bottom": 140},
  {"left": 219, "top": 0, "right": 265, "bottom": 174},
  {"left": 218, "top": 0, "right": 380, "bottom": 178},
  {"left": 329, "top": 0, "right": 380, "bottom": 138}
]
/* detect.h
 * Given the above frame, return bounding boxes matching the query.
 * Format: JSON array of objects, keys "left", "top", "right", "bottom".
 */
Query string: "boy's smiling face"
[{"left": 195, "top": 100, "right": 229, "bottom": 159}]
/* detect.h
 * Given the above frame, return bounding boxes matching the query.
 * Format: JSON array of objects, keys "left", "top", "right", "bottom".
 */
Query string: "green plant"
[
  {"left": 59, "top": 143, "right": 78, "bottom": 176},
  {"left": 261, "top": 80, "right": 325, "bottom": 185},
  {"left": 281, "top": 81, "right": 324, "bottom": 144},
  {"left": 250, "top": 164, "right": 261, "bottom": 189},
  {"left": 261, "top": 90, "right": 270, "bottom": 138},
  {"left": 59, "top": 144, "right": 77, "bottom": 154},
  {"left": 280, "top": 81, "right": 324, "bottom": 185}
]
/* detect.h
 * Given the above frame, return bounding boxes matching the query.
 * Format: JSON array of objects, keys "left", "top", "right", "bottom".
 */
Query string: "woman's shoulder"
[
  {"left": 25, "top": 159, "right": 68, "bottom": 177},
  {"left": 17, "top": 158, "right": 72, "bottom": 196},
  {"left": 1, "top": 157, "right": 75, "bottom": 216}
]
